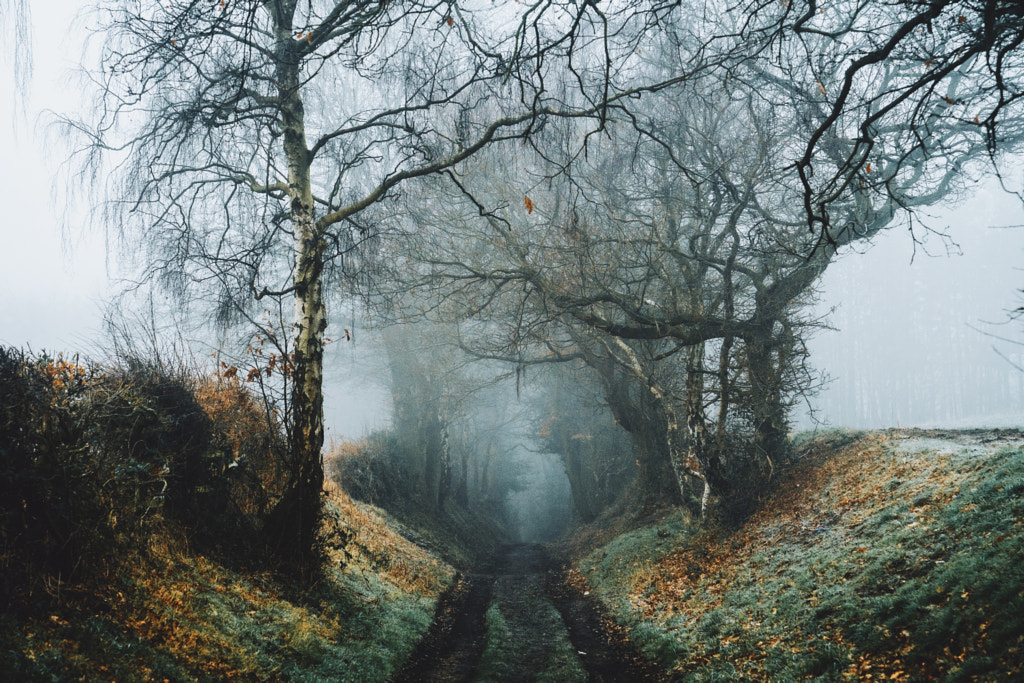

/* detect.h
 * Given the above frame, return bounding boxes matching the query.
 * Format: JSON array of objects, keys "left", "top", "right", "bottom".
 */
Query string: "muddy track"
[
  {"left": 545, "top": 560, "right": 664, "bottom": 683},
  {"left": 390, "top": 571, "right": 493, "bottom": 682},
  {"left": 391, "top": 544, "right": 663, "bottom": 683}
]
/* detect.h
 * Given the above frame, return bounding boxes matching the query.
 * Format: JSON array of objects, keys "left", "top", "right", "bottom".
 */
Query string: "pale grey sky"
[{"left": 0, "top": 1, "right": 111, "bottom": 355}]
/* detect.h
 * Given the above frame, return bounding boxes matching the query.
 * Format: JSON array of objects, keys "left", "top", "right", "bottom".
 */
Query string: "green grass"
[
  {"left": 578, "top": 433, "right": 1024, "bottom": 682},
  {"left": 473, "top": 580, "right": 586, "bottom": 683},
  {"left": 0, "top": 490, "right": 453, "bottom": 682}
]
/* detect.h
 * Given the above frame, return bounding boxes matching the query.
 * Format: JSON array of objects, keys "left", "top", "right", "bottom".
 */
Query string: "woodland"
[{"left": 2, "top": 0, "right": 1024, "bottom": 680}]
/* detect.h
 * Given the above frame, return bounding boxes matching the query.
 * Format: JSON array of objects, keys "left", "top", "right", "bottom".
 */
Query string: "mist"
[
  {"left": 3, "top": 0, "right": 1024, "bottom": 546},
  {"left": 801, "top": 182, "right": 1024, "bottom": 431}
]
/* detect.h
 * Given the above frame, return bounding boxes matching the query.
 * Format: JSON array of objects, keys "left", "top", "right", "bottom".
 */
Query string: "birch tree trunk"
[
  {"left": 606, "top": 337, "right": 710, "bottom": 517},
  {"left": 266, "top": 4, "right": 327, "bottom": 562},
  {"left": 685, "top": 342, "right": 711, "bottom": 516}
]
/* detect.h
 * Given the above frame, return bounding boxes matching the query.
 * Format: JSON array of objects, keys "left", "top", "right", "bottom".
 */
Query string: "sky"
[
  {"left": 1, "top": 2, "right": 1022, "bottom": 437},
  {"left": 0, "top": 2, "right": 392, "bottom": 439},
  {"left": 800, "top": 186, "right": 1024, "bottom": 430},
  {"left": 0, "top": 2, "right": 110, "bottom": 356}
]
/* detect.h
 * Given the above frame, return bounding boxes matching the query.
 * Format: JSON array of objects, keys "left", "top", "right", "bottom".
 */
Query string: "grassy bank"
[
  {"left": 577, "top": 430, "right": 1024, "bottom": 681},
  {"left": 0, "top": 484, "right": 453, "bottom": 682}
]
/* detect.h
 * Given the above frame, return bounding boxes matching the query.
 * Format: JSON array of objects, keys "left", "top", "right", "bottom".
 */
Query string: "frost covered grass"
[
  {"left": 579, "top": 430, "right": 1024, "bottom": 681},
  {"left": 0, "top": 485, "right": 453, "bottom": 682}
]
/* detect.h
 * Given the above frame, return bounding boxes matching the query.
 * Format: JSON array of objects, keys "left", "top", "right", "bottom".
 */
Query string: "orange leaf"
[
  {"left": 866, "top": 163, "right": 872, "bottom": 173},
  {"left": 524, "top": 196, "right": 535, "bottom": 214},
  {"left": 445, "top": 16, "right": 454, "bottom": 27},
  {"left": 817, "top": 80, "right": 826, "bottom": 95}
]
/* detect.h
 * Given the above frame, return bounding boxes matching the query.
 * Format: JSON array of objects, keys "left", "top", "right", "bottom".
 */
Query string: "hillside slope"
[
  {"left": 0, "top": 483, "right": 453, "bottom": 682},
  {"left": 576, "top": 429, "right": 1024, "bottom": 681}
]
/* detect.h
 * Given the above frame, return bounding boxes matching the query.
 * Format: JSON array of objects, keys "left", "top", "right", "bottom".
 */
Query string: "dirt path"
[{"left": 391, "top": 544, "right": 663, "bottom": 683}]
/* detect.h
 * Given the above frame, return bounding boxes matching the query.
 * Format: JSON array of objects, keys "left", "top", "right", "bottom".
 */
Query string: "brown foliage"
[{"left": 0, "top": 346, "right": 290, "bottom": 605}]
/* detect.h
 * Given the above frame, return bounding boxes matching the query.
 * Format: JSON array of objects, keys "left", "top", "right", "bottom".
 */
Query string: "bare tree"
[
  {"left": 64, "top": 0, "right": 1024, "bottom": 547},
  {"left": 724, "top": 0, "right": 1024, "bottom": 236},
  {"left": 1, "top": 0, "right": 31, "bottom": 108},
  {"left": 387, "top": 19, "right": 1007, "bottom": 517},
  {"left": 67, "top": 0, "right": 639, "bottom": 562}
]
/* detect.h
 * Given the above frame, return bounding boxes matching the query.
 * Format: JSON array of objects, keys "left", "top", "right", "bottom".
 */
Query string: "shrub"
[
  {"left": 328, "top": 431, "right": 411, "bottom": 511},
  {"left": 0, "top": 346, "right": 289, "bottom": 603},
  {"left": 0, "top": 347, "right": 101, "bottom": 597},
  {"left": 193, "top": 377, "right": 287, "bottom": 539},
  {"left": 83, "top": 359, "right": 213, "bottom": 537}
]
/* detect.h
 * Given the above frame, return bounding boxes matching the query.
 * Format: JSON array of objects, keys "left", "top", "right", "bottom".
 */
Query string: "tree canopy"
[{"left": 71, "top": 0, "right": 1024, "bottom": 544}]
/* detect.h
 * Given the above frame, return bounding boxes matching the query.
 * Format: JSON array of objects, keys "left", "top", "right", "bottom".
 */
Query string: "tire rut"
[
  {"left": 391, "top": 572, "right": 493, "bottom": 683},
  {"left": 545, "top": 561, "right": 664, "bottom": 682},
  {"left": 391, "top": 543, "right": 665, "bottom": 683}
]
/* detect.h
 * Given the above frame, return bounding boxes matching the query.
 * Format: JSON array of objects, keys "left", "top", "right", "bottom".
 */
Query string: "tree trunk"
[
  {"left": 591, "top": 350, "right": 681, "bottom": 509},
  {"left": 279, "top": 208, "right": 327, "bottom": 562},
  {"left": 455, "top": 441, "right": 469, "bottom": 508},
  {"left": 438, "top": 407, "right": 452, "bottom": 511},
  {"left": 560, "top": 436, "right": 601, "bottom": 523},
  {"left": 266, "top": 7, "right": 326, "bottom": 565},
  {"left": 606, "top": 337, "right": 702, "bottom": 513},
  {"left": 714, "top": 335, "right": 734, "bottom": 468},
  {"left": 745, "top": 328, "right": 788, "bottom": 478},
  {"left": 684, "top": 342, "right": 711, "bottom": 516}
]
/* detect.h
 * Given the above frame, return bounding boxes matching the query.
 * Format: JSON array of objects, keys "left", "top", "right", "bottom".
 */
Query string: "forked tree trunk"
[
  {"left": 591, "top": 350, "right": 681, "bottom": 509},
  {"left": 608, "top": 337, "right": 709, "bottom": 516}
]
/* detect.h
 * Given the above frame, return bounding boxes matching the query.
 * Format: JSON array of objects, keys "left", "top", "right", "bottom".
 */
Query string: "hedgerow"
[{"left": 0, "top": 346, "right": 287, "bottom": 605}]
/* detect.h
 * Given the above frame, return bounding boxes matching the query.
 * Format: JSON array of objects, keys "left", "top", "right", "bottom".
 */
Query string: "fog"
[
  {"left": 502, "top": 447, "right": 574, "bottom": 543},
  {"left": 3, "top": 0, "right": 1024, "bottom": 545},
  {"left": 800, "top": 182, "right": 1024, "bottom": 431}
]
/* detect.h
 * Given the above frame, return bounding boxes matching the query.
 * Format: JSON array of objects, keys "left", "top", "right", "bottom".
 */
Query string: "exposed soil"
[
  {"left": 389, "top": 572, "right": 492, "bottom": 682},
  {"left": 544, "top": 556, "right": 665, "bottom": 683},
  {"left": 391, "top": 543, "right": 664, "bottom": 682}
]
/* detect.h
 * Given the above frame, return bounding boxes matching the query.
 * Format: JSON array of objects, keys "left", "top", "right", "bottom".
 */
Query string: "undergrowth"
[
  {"left": 0, "top": 484, "right": 452, "bottom": 682},
  {"left": 328, "top": 435, "right": 508, "bottom": 568},
  {"left": 579, "top": 430, "right": 1024, "bottom": 682}
]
